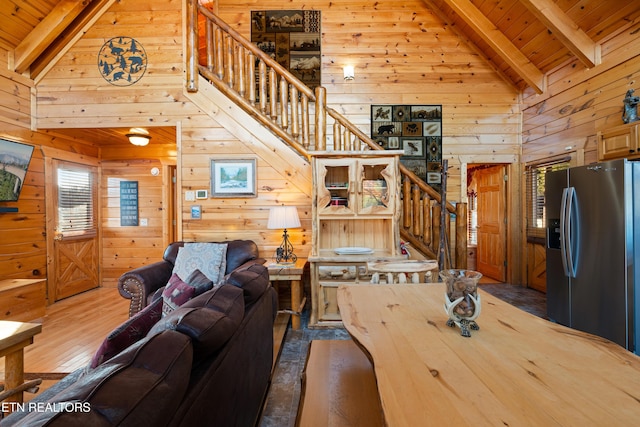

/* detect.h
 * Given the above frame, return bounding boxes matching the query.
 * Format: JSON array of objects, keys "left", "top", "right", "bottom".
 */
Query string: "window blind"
[
  {"left": 57, "top": 168, "right": 95, "bottom": 234},
  {"left": 525, "top": 160, "right": 569, "bottom": 238}
]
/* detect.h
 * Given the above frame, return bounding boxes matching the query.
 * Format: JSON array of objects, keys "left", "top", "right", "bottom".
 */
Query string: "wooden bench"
[
  {"left": 0, "top": 279, "right": 46, "bottom": 321},
  {"left": 296, "top": 339, "right": 384, "bottom": 427}
]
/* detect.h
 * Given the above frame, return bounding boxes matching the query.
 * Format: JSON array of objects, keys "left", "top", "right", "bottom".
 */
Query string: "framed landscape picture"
[{"left": 210, "top": 159, "right": 257, "bottom": 197}]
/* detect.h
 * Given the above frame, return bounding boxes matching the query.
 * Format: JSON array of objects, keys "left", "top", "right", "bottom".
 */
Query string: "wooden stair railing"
[{"left": 185, "top": 0, "right": 467, "bottom": 268}]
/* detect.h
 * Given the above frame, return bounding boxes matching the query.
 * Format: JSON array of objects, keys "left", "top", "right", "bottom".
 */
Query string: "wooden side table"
[
  {"left": 0, "top": 321, "right": 42, "bottom": 405},
  {"left": 268, "top": 258, "right": 307, "bottom": 330}
]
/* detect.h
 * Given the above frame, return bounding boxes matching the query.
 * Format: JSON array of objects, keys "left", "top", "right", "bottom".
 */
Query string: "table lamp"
[{"left": 267, "top": 206, "right": 301, "bottom": 264}]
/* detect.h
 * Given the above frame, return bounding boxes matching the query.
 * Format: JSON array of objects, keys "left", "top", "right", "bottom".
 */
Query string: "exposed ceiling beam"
[
  {"left": 13, "top": 0, "right": 89, "bottom": 75},
  {"left": 31, "top": 0, "right": 116, "bottom": 81},
  {"left": 519, "top": 0, "right": 599, "bottom": 68},
  {"left": 439, "top": 0, "right": 545, "bottom": 94}
]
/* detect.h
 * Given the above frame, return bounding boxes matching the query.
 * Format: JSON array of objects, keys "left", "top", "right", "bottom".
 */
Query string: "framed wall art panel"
[
  {"left": 371, "top": 104, "right": 442, "bottom": 188},
  {"left": 251, "top": 10, "right": 321, "bottom": 90}
]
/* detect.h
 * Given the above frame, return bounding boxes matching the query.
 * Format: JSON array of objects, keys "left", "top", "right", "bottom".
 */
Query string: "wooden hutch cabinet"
[
  {"left": 308, "top": 151, "right": 405, "bottom": 327},
  {"left": 597, "top": 122, "right": 640, "bottom": 161}
]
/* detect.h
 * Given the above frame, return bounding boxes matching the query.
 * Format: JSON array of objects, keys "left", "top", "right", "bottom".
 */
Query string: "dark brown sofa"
[
  {"left": 117, "top": 240, "right": 264, "bottom": 317},
  {"left": 2, "top": 250, "right": 277, "bottom": 427}
]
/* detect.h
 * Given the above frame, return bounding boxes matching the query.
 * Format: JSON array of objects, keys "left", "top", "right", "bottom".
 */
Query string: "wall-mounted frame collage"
[
  {"left": 371, "top": 105, "right": 442, "bottom": 189},
  {"left": 251, "top": 10, "right": 321, "bottom": 91}
]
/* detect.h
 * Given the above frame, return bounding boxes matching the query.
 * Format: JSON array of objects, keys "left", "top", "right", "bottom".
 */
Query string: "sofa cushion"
[
  {"left": 172, "top": 242, "right": 228, "bottom": 284},
  {"left": 186, "top": 268, "right": 214, "bottom": 290},
  {"left": 162, "top": 273, "right": 198, "bottom": 315},
  {"left": 222, "top": 263, "right": 269, "bottom": 305},
  {"left": 89, "top": 297, "right": 163, "bottom": 368},
  {"left": 162, "top": 270, "right": 216, "bottom": 315},
  {"left": 150, "top": 284, "right": 245, "bottom": 361},
  {"left": 12, "top": 330, "right": 193, "bottom": 427}
]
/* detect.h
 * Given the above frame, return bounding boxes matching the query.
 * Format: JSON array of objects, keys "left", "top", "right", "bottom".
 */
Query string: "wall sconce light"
[
  {"left": 267, "top": 205, "right": 301, "bottom": 264},
  {"left": 343, "top": 65, "right": 355, "bottom": 81},
  {"left": 126, "top": 128, "right": 151, "bottom": 146}
]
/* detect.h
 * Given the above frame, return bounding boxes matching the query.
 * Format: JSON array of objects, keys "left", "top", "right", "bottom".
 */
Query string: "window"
[
  {"left": 525, "top": 160, "right": 569, "bottom": 239},
  {"left": 57, "top": 165, "right": 96, "bottom": 235}
]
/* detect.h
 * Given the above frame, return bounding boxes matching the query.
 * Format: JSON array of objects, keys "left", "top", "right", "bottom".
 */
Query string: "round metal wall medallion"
[{"left": 98, "top": 36, "right": 147, "bottom": 86}]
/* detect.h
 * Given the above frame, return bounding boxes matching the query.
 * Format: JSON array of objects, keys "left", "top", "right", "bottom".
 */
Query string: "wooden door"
[
  {"left": 476, "top": 165, "right": 506, "bottom": 281},
  {"left": 47, "top": 160, "right": 99, "bottom": 301},
  {"left": 166, "top": 164, "right": 177, "bottom": 245}
]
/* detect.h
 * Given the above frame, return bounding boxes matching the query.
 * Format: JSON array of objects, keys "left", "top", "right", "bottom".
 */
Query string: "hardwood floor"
[
  {"left": 0, "top": 287, "right": 128, "bottom": 402},
  {"left": 0, "top": 288, "right": 128, "bottom": 377}
]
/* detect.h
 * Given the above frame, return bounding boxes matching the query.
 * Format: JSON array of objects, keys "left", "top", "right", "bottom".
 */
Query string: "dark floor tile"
[{"left": 271, "top": 358, "right": 301, "bottom": 385}]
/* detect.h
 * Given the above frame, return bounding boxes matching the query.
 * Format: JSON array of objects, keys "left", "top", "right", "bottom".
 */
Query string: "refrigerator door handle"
[
  {"left": 565, "top": 187, "right": 578, "bottom": 278},
  {"left": 560, "top": 188, "right": 571, "bottom": 277}
]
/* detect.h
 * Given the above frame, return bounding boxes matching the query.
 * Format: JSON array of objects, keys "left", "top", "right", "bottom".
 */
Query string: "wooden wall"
[
  {"left": 20, "top": 0, "right": 625, "bottom": 293},
  {"left": 1, "top": 42, "right": 103, "bottom": 288},
  {"left": 100, "top": 158, "right": 169, "bottom": 287},
  {"left": 522, "top": 24, "right": 640, "bottom": 163},
  {"left": 216, "top": 0, "right": 522, "bottom": 280},
  {"left": 1, "top": 0, "right": 524, "bottom": 289},
  {"left": 520, "top": 19, "right": 640, "bottom": 291},
  {"left": 33, "top": 1, "right": 185, "bottom": 286},
  {"left": 217, "top": 0, "right": 521, "bottom": 201},
  {"left": 30, "top": 0, "right": 316, "bottom": 276}
]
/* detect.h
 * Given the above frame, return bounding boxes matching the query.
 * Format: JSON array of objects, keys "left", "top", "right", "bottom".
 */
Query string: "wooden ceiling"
[
  {"left": 425, "top": 0, "right": 640, "bottom": 93},
  {"left": 2, "top": 0, "right": 640, "bottom": 144}
]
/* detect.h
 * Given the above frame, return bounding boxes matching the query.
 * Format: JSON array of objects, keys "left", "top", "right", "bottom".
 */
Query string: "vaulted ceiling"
[
  {"left": 424, "top": 0, "right": 640, "bottom": 94},
  {"left": 2, "top": 0, "right": 640, "bottom": 143}
]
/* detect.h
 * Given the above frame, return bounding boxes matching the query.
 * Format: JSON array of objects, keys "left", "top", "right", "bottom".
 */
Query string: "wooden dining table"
[{"left": 337, "top": 283, "right": 640, "bottom": 426}]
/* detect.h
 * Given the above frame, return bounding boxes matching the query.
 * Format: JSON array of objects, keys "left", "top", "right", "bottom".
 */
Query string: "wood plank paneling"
[
  {"left": 100, "top": 159, "right": 168, "bottom": 287},
  {"left": 522, "top": 44, "right": 640, "bottom": 163},
  {"left": 218, "top": 0, "right": 520, "bottom": 204}
]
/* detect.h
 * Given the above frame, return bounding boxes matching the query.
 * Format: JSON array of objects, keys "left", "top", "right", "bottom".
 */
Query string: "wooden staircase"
[{"left": 184, "top": 0, "right": 467, "bottom": 268}]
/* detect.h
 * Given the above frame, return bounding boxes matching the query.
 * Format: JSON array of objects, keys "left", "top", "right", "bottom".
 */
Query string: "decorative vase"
[{"left": 440, "top": 269, "right": 483, "bottom": 337}]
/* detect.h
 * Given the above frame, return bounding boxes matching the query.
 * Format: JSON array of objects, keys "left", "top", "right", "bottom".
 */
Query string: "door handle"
[
  {"left": 560, "top": 188, "right": 570, "bottom": 277},
  {"left": 565, "top": 187, "right": 578, "bottom": 278},
  {"left": 560, "top": 187, "right": 577, "bottom": 279}
]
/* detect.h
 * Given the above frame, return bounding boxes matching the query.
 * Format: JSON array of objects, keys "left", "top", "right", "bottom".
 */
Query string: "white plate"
[{"left": 334, "top": 247, "right": 374, "bottom": 255}]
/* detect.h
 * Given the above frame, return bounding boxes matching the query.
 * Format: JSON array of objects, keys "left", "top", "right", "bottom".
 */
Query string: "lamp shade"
[
  {"left": 267, "top": 206, "right": 301, "bottom": 230},
  {"left": 343, "top": 65, "right": 355, "bottom": 80}
]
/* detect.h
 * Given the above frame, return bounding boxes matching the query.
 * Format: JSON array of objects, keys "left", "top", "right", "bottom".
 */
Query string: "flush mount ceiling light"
[
  {"left": 126, "top": 128, "right": 151, "bottom": 146},
  {"left": 343, "top": 65, "right": 355, "bottom": 81}
]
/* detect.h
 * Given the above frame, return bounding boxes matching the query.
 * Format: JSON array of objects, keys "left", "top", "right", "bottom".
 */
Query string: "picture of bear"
[{"left": 378, "top": 124, "right": 395, "bottom": 134}]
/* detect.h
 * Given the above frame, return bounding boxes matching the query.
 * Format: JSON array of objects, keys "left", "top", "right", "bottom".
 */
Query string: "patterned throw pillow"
[
  {"left": 172, "top": 243, "right": 228, "bottom": 284},
  {"left": 90, "top": 297, "right": 163, "bottom": 368},
  {"left": 186, "top": 269, "right": 214, "bottom": 292}
]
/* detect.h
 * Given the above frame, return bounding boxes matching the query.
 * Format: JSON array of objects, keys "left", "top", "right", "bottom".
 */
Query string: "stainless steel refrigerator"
[{"left": 545, "top": 158, "right": 640, "bottom": 354}]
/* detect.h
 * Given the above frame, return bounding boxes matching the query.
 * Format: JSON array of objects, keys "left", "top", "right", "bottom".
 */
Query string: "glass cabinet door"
[
  {"left": 357, "top": 158, "right": 395, "bottom": 215},
  {"left": 316, "top": 158, "right": 356, "bottom": 215},
  {"left": 316, "top": 157, "right": 396, "bottom": 216}
]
